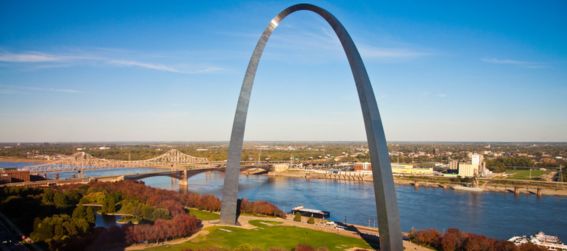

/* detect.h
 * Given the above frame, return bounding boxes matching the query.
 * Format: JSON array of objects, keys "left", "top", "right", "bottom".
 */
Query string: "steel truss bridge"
[
  {"left": 20, "top": 149, "right": 214, "bottom": 173},
  {"left": 19, "top": 148, "right": 339, "bottom": 174}
]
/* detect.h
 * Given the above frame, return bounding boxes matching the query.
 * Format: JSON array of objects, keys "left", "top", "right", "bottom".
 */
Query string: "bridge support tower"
[{"left": 179, "top": 169, "right": 188, "bottom": 187}]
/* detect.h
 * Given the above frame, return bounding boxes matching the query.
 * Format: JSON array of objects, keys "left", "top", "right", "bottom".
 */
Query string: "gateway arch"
[{"left": 220, "top": 4, "right": 402, "bottom": 250}]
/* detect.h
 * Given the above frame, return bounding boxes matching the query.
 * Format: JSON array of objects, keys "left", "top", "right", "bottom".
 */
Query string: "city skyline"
[{"left": 1, "top": 0, "right": 567, "bottom": 142}]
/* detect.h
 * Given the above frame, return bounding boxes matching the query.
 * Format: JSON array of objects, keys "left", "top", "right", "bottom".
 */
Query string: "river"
[
  {"left": 141, "top": 171, "right": 567, "bottom": 241},
  {"left": 2, "top": 163, "right": 566, "bottom": 240}
]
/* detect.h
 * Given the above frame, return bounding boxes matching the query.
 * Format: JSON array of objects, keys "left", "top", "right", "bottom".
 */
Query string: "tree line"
[
  {"left": 0, "top": 180, "right": 286, "bottom": 250},
  {"left": 486, "top": 157, "right": 534, "bottom": 173},
  {"left": 409, "top": 228, "right": 546, "bottom": 251}
]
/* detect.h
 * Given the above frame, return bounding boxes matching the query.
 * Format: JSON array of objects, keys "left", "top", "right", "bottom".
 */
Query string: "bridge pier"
[
  {"left": 178, "top": 182, "right": 188, "bottom": 193},
  {"left": 179, "top": 169, "right": 188, "bottom": 186}
]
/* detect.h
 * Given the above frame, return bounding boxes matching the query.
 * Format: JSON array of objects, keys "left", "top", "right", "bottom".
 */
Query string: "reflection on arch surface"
[{"left": 219, "top": 4, "right": 402, "bottom": 250}]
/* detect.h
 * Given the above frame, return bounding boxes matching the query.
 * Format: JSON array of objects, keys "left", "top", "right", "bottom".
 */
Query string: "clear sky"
[{"left": 1, "top": 0, "right": 566, "bottom": 142}]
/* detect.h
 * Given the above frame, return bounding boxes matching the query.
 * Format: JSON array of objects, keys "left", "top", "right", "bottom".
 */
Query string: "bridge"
[
  {"left": 1, "top": 164, "right": 271, "bottom": 189},
  {"left": 20, "top": 149, "right": 214, "bottom": 173},
  {"left": 122, "top": 164, "right": 271, "bottom": 185},
  {"left": 19, "top": 148, "right": 308, "bottom": 174}
]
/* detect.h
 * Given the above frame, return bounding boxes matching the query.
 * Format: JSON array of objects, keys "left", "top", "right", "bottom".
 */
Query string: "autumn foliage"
[
  {"left": 1, "top": 180, "right": 288, "bottom": 248},
  {"left": 86, "top": 181, "right": 286, "bottom": 244},
  {"left": 125, "top": 214, "right": 201, "bottom": 244},
  {"left": 87, "top": 181, "right": 286, "bottom": 218},
  {"left": 409, "top": 228, "right": 547, "bottom": 251},
  {"left": 240, "top": 199, "right": 286, "bottom": 218},
  {"left": 86, "top": 180, "right": 221, "bottom": 215}
]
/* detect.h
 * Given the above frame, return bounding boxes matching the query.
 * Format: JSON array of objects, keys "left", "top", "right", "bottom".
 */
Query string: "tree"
[
  {"left": 30, "top": 219, "right": 53, "bottom": 242},
  {"left": 72, "top": 218, "right": 89, "bottom": 234},
  {"left": 307, "top": 216, "right": 315, "bottom": 224},
  {"left": 30, "top": 214, "right": 86, "bottom": 243},
  {"left": 72, "top": 205, "right": 86, "bottom": 219},
  {"left": 410, "top": 229, "right": 440, "bottom": 249},
  {"left": 85, "top": 206, "right": 96, "bottom": 224},
  {"left": 295, "top": 244, "right": 315, "bottom": 251},
  {"left": 42, "top": 189, "right": 54, "bottom": 205},
  {"left": 53, "top": 191, "right": 68, "bottom": 208},
  {"left": 124, "top": 214, "right": 201, "bottom": 245},
  {"left": 103, "top": 194, "right": 116, "bottom": 214},
  {"left": 62, "top": 221, "right": 78, "bottom": 237},
  {"left": 294, "top": 212, "right": 302, "bottom": 222},
  {"left": 441, "top": 230, "right": 460, "bottom": 251}
]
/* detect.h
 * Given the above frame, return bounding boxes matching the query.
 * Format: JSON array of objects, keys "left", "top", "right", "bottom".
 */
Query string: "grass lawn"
[
  {"left": 145, "top": 220, "right": 371, "bottom": 251},
  {"left": 505, "top": 169, "right": 547, "bottom": 180},
  {"left": 188, "top": 208, "right": 220, "bottom": 221}
]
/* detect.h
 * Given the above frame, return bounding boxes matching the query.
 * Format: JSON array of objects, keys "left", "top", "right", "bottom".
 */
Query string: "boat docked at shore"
[
  {"left": 451, "top": 185, "right": 484, "bottom": 192},
  {"left": 290, "top": 205, "right": 330, "bottom": 219},
  {"left": 509, "top": 232, "right": 567, "bottom": 251}
]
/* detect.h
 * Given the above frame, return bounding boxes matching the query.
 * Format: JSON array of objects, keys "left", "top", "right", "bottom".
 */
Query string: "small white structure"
[{"left": 272, "top": 163, "right": 289, "bottom": 172}]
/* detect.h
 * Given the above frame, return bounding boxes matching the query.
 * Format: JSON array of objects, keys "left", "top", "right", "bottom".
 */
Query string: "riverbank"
[
  {"left": 268, "top": 170, "right": 567, "bottom": 197},
  {"left": 0, "top": 157, "right": 47, "bottom": 163}
]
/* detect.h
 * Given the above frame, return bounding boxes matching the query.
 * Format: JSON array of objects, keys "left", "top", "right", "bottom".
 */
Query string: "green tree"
[
  {"left": 293, "top": 212, "right": 302, "bottom": 222},
  {"left": 72, "top": 205, "right": 86, "bottom": 219},
  {"left": 85, "top": 206, "right": 96, "bottom": 224},
  {"left": 41, "top": 189, "right": 54, "bottom": 205},
  {"left": 103, "top": 194, "right": 116, "bottom": 213},
  {"left": 62, "top": 221, "right": 78, "bottom": 237},
  {"left": 72, "top": 218, "right": 89, "bottom": 234},
  {"left": 31, "top": 215, "right": 88, "bottom": 243},
  {"left": 30, "top": 219, "right": 53, "bottom": 241},
  {"left": 307, "top": 216, "right": 315, "bottom": 224},
  {"left": 53, "top": 223, "right": 65, "bottom": 240},
  {"left": 53, "top": 191, "right": 68, "bottom": 208}
]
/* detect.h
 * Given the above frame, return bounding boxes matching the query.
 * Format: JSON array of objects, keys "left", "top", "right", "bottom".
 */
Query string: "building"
[
  {"left": 272, "top": 163, "right": 289, "bottom": 172},
  {"left": 353, "top": 162, "right": 433, "bottom": 176},
  {"left": 472, "top": 154, "right": 483, "bottom": 167},
  {"left": 457, "top": 153, "right": 487, "bottom": 178},
  {"left": 458, "top": 163, "right": 478, "bottom": 177},
  {"left": 392, "top": 164, "right": 433, "bottom": 176},
  {"left": 353, "top": 162, "right": 372, "bottom": 171},
  {"left": 449, "top": 160, "right": 459, "bottom": 170},
  {"left": 0, "top": 170, "right": 31, "bottom": 184}
]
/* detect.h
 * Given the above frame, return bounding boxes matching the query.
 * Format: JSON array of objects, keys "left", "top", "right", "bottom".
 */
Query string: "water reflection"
[{"left": 95, "top": 214, "right": 123, "bottom": 228}]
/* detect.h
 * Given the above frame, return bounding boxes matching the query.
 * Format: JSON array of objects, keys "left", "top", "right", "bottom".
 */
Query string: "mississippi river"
[{"left": 2, "top": 163, "right": 566, "bottom": 240}]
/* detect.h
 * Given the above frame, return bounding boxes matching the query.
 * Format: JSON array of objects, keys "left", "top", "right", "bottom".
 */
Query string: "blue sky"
[{"left": 1, "top": 0, "right": 566, "bottom": 142}]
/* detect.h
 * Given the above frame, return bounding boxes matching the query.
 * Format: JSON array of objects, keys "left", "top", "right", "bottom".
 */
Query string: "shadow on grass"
[{"left": 338, "top": 222, "right": 381, "bottom": 250}]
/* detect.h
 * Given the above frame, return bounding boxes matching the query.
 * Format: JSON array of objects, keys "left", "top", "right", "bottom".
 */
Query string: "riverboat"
[
  {"left": 290, "top": 205, "right": 330, "bottom": 219},
  {"left": 509, "top": 232, "right": 567, "bottom": 251},
  {"left": 451, "top": 185, "right": 484, "bottom": 192}
]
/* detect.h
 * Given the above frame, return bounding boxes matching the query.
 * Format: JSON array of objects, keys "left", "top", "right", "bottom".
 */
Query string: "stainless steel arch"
[{"left": 220, "top": 3, "right": 402, "bottom": 250}]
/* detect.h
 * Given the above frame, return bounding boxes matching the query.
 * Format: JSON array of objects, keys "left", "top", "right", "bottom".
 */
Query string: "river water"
[
  {"left": 141, "top": 172, "right": 567, "bottom": 240},
  {"left": 3, "top": 163, "right": 566, "bottom": 240}
]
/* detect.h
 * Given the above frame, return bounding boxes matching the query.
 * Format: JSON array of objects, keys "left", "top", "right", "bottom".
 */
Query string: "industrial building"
[{"left": 0, "top": 169, "right": 31, "bottom": 184}]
